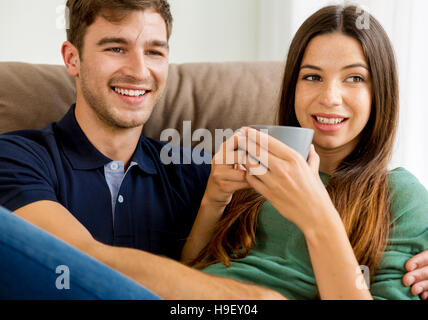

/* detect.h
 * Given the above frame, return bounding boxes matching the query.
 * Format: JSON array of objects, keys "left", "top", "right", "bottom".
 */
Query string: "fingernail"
[
  {"left": 409, "top": 263, "right": 417, "bottom": 271},
  {"left": 407, "top": 276, "right": 415, "bottom": 286},
  {"left": 415, "top": 286, "right": 423, "bottom": 295},
  {"left": 239, "top": 164, "right": 247, "bottom": 171}
]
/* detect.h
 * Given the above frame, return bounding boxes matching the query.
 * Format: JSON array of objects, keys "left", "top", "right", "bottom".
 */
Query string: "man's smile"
[{"left": 111, "top": 85, "right": 151, "bottom": 105}]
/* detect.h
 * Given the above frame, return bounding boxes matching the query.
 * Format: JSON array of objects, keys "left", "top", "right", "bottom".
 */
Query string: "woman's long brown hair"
[{"left": 191, "top": 5, "right": 399, "bottom": 278}]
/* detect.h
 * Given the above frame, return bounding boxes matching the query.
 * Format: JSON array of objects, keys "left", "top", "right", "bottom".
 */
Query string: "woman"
[{"left": 181, "top": 5, "right": 428, "bottom": 299}]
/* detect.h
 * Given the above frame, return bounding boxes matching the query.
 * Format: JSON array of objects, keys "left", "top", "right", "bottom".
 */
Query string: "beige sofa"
[{"left": 0, "top": 61, "right": 283, "bottom": 149}]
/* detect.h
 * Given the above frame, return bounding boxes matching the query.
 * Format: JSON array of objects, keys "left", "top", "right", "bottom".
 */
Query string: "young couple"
[{"left": 0, "top": 0, "right": 427, "bottom": 300}]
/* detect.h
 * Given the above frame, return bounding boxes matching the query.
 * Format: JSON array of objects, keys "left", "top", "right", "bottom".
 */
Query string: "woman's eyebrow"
[
  {"left": 300, "top": 64, "right": 322, "bottom": 71},
  {"left": 300, "top": 63, "right": 369, "bottom": 71},
  {"left": 342, "top": 63, "right": 369, "bottom": 70}
]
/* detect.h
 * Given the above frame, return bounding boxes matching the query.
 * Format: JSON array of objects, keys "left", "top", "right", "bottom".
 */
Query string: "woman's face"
[{"left": 295, "top": 33, "right": 372, "bottom": 156}]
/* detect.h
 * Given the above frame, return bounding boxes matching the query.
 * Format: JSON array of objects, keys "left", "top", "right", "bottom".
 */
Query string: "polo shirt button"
[
  {"left": 118, "top": 195, "right": 124, "bottom": 203},
  {"left": 110, "top": 162, "right": 119, "bottom": 170}
]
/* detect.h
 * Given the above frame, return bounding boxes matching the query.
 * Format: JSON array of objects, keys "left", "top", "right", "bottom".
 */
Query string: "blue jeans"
[{"left": 0, "top": 206, "right": 160, "bottom": 300}]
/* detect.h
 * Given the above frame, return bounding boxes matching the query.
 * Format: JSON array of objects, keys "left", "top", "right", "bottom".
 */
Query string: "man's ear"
[{"left": 61, "top": 41, "right": 80, "bottom": 77}]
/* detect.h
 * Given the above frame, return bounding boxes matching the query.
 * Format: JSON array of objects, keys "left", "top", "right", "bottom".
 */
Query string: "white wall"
[
  {"left": 0, "top": 0, "right": 66, "bottom": 64},
  {"left": 0, "top": 0, "right": 260, "bottom": 64},
  {"left": 168, "top": 0, "right": 260, "bottom": 63}
]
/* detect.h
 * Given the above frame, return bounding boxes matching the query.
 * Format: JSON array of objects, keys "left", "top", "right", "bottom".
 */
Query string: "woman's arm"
[
  {"left": 241, "top": 127, "right": 372, "bottom": 299},
  {"left": 181, "top": 131, "right": 250, "bottom": 264},
  {"left": 303, "top": 211, "right": 372, "bottom": 299}
]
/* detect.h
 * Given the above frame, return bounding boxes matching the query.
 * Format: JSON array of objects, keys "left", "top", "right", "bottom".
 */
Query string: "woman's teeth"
[
  {"left": 114, "top": 87, "right": 146, "bottom": 97},
  {"left": 316, "top": 116, "right": 345, "bottom": 124}
]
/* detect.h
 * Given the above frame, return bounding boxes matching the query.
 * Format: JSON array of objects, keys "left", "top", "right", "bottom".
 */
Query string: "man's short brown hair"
[{"left": 66, "top": 0, "right": 173, "bottom": 55}]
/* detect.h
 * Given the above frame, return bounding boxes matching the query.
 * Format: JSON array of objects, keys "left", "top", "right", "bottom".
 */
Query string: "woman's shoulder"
[
  {"left": 388, "top": 167, "right": 424, "bottom": 185},
  {"left": 387, "top": 167, "right": 428, "bottom": 224}
]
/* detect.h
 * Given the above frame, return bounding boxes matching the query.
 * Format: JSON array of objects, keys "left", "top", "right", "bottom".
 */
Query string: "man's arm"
[
  {"left": 14, "top": 200, "right": 285, "bottom": 300},
  {"left": 403, "top": 250, "right": 428, "bottom": 300}
]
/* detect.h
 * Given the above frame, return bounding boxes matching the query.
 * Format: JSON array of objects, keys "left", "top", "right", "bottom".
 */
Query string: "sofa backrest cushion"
[{"left": 0, "top": 61, "right": 283, "bottom": 150}]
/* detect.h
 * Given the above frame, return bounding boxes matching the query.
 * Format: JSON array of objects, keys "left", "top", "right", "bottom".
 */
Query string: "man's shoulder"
[{"left": 0, "top": 124, "right": 57, "bottom": 158}]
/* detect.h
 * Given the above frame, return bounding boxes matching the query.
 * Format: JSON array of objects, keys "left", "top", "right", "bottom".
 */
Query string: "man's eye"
[
  {"left": 303, "top": 75, "right": 322, "bottom": 81},
  {"left": 108, "top": 48, "right": 124, "bottom": 54},
  {"left": 346, "top": 76, "right": 365, "bottom": 83},
  {"left": 147, "top": 50, "right": 163, "bottom": 56}
]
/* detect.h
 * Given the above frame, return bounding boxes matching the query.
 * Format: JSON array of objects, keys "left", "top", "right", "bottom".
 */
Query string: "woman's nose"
[{"left": 319, "top": 82, "right": 342, "bottom": 107}]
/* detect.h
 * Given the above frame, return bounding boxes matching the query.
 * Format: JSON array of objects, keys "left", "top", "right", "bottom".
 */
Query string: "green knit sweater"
[{"left": 202, "top": 168, "right": 428, "bottom": 299}]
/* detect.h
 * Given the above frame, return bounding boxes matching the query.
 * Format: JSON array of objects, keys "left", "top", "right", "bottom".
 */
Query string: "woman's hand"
[
  {"left": 239, "top": 127, "right": 372, "bottom": 299},
  {"left": 403, "top": 250, "right": 428, "bottom": 300},
  {"left": 239, "top": 127, "right": 338, "bottom": 233},
  {"left": 202, "top": 130, "right": 251, "bottom": 209},
  {"left": 181, "top": 131, "right": 250, "bottom": 264}
]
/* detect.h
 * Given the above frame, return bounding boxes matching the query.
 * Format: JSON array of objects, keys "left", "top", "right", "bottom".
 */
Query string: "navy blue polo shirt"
[{"left": 0, "top": 105, "right": 211, "bottom": 260}]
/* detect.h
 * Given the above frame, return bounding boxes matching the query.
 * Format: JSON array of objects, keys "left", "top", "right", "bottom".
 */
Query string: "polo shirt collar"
[{"left": 55, "top": 104, "right": 157, "bottom": 174}]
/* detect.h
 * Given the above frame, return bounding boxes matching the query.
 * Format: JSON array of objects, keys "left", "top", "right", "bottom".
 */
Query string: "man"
[
  {"left": 0, "top": 0, "right": 283, "bottom": 299},
  {"left": 0, "top": 0, "right": 426, "bottom": 300},
  {"left": 0, "top": 0, "right": 211, "bottom": 261}
]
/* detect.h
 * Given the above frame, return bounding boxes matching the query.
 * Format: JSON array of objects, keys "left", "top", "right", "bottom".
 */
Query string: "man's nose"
[
  {"left": 124, "top": 50, "right": 151, "bottom": 81},
  {"left": 319, "top": 81, "right": 342, "bottom": 107}
]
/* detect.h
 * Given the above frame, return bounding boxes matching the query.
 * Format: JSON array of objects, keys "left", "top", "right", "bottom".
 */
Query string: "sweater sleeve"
[{"left": 370, "top": 168, "right": 428, "bottom": 300}]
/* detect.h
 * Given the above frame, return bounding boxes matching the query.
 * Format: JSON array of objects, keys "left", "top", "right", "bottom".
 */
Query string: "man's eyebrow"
[
  {"left": 148, "top": 39, "right": 169, "bottom": 50},
  {"left": 300, "top": 63, "right": 369, "bottom": 71},
  {"left": 97, "top": 37, "right": 129, "bottom": 46},
  {"left": 96, "top": 37, "right": 169, "bottom": 50}
]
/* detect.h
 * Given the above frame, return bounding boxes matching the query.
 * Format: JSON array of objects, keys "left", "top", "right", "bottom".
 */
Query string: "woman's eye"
[
  {"left": 303, "top": 75, "right": 322, "bottom": 81},
  {"left": 346, "top": 76, "right": 365, "bottom": 83}
]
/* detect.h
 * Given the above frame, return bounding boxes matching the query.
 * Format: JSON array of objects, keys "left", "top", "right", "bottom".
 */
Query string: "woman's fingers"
[
  {"left": 214, "top": 166, "right": 247, "bottom": 182},
  {"left": 307, "top": 144, "right": 320, "bottom": 174},
  {"left": 213, "top": 131, "right": 244, "bottom": 166},
  {"left": 241, "top": 127, "right": 302, "bottom": 162}
]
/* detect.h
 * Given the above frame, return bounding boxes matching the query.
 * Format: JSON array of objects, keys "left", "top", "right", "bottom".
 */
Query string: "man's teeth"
[
  {"left": 114, "top": 87, "right": 146, "bottom": 97},
  {"left": 316, "top": 116, "right": 345, "bottom": 124}
]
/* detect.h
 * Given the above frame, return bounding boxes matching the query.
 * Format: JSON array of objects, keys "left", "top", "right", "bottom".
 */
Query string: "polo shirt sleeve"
[
  {"left": 178, "top": 149, "right": 211, "bottom": 226},
  {"left": 0, "top": 135, "right": 58, "bottom": 212},
  {"left": 370, "top": 168, "right": 428, "bottom": 300}
]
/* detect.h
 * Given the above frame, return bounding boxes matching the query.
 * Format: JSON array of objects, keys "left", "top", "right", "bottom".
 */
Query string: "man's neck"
[{"left": 74, "top": 103, "right": 142, "bottom": 168}]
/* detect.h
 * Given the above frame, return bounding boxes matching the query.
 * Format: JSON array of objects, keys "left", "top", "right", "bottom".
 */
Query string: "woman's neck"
[{"left": 315, "top": 141, "right": 357, "bottom": 175}]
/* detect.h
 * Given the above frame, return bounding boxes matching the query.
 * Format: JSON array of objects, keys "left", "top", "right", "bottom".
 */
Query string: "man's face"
[{"left": 77, "top": 8, "right": 169, "bottom": 129}]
